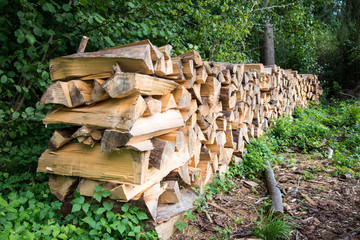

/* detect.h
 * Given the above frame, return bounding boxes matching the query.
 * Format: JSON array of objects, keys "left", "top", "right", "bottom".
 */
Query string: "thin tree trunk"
[{"left": 260, "top": 0, "right": 275, "bottom": 66}]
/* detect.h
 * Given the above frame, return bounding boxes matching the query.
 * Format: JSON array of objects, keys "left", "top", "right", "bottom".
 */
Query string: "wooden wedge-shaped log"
[
  {"left": 154, "top": 93, "right": 177, "bottom": 112},
  {"left": 48, "top": 126, "right": 78, "bottom": 151},
  {"left": 48, "top": 174, "right": 78, "bottom": 202},
  {"left": 143, "top": 97, "right": 162, "bottom": 116},
  {"left": 68, "top": 80, "right": 94, "bottom": 107},
  {"left": 158, "top": 181, "right": 182, "bottom": 204},
  {"left": 172, "top": 86, "right": 191, "bottom": 109},
  {"left": 37, "top": 143, "right": 149, "bottom": 185},
  {"left": 43, "top": 94, "right": 146, "bottom": 131},
  {"left": 99, "top": 39, "right": 162, "bottom": 61},
  {"left": 102, "top": 72, "right": 178, "bottom": 99},
  {"left": 149, "top": 139, "right": 175, "bottom": 170},
  {"left": 40, "top": 81, "right": 71, "bottom": 107},
  {"left": 100, "top": 109, "right": 184, "bottom": 151},
  {"left": 50, "top": 44, "right": 155, "bottom": 81},
  {"left": 178, "top": 50, "right": 203, "bottom": 67},
  {"left": 109, "top": 151, "right": 189, "bottom": 201},
  {"left": 87, "top": 79, "right": 110, "bottom": 105}
]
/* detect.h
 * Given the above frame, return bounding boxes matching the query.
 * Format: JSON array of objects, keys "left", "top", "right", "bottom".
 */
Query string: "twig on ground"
[{"left": 208, "top": 201, "right": 237, "bottom": 221}]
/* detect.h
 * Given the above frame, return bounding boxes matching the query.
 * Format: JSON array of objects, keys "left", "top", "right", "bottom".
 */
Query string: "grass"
[{"left": 253, "top": 208, "right": 296, "bottom": 240}]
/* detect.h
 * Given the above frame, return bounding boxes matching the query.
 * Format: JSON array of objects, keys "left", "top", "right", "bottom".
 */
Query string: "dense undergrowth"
[{"left": 1, "top": 99, "right": 359, "bottom": 239}]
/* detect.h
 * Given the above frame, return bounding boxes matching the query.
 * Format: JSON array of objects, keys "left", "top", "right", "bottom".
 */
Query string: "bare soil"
[{"left": 172, "top": 153, "right": 360, "bottom": 240}]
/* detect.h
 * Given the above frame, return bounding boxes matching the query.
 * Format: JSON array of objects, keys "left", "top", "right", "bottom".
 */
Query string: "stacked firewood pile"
[{"left": 37, "top": 39, "right": 322, "bottom": 239}]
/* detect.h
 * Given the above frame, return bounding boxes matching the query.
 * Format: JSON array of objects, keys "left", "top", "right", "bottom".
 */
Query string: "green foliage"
[
  {"left": 269, "top": 100, "right": 360, "bottom": 175},
  {"left": 0, "top": 174, "right": 156, "bottom": 239},
  {"left": 253, "top": 208, "right": 295, "bottom": 240}
]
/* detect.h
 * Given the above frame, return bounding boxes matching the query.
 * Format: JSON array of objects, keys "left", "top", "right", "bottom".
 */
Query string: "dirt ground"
[{"left": 172, "top": 153, "right": 360, "bottom": 240}]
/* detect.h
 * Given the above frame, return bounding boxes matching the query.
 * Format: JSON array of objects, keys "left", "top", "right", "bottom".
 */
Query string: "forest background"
[{"left": 0, "top": 0, "right": 359, "bottom": 173}]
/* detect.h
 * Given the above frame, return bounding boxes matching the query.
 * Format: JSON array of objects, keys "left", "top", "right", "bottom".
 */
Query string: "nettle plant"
[
  {"left": 0, "top": 181, "right": 156, "bottom": 240},
  {"left": 65, "top": 185, "right": 157, "bottom": 240}
]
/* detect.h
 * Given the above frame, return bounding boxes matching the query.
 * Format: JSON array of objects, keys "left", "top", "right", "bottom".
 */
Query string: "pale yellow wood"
[
  {"left": 154, "top": 93, "right": 177, "bottom": 112},
  {"left": 87, "top": 79, "right": 110, "bottom": 104},
  {"left": 37, "top": 143, "right": 149, "bottom": 185},
  {"left": 40, "top": 81, "right": 71, "bottom": 107},
  {"left": 98, "top": 39, "right": 162, "bottom": 61},
  {"left": 110, "top": 151, "right": 189, "bottom": 201},
  {"left": 43, "top": 94, "right": 146, "bottom": 131},
  {"left": 50, "top": 44, "right": 154, "bottom": 81},
  {"left": 143, "top": 97, "right": 162, "bottom": 116},
  {"left": 158, "top": 181, "right": 182, "bottom": 203},
  {"left": 102, "top": 72, "right": 178, "bottom": 99}
]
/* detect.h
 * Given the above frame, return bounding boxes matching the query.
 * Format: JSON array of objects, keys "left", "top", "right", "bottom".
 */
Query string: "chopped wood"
[
  {"left": 158, "top": 181, "right": 182, "bottom": 204},
  {"left": 149, "top": 138, "right": 175, "bottom": 169},
  {"left": 102, "top": 72, "right": 178, "bottom": 99},
  {"left": 48, "top": 127, "right": 78, "bottom": 151},
  {"left": 100, "top": 109, "right": 184, "bottom": 151},
  {"left": 50, "top": 44, "right": 154, "bottom": 81},
  {"left": 143, "top": 97, "right": 162, "bottom": 116},
  {"left": 37, "top": 143, "right": 149, "bottom": 185},
  {"left": 48, "top": 174, "right": 78, "bottom": 201},
  {"left": 43, "top": 94, "right": 147, "bottom": 131}
]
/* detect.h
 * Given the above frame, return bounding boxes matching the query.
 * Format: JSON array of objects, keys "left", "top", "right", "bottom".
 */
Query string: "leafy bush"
[{"left": 0, "top": 172, "right": 156, "bottom": 239}]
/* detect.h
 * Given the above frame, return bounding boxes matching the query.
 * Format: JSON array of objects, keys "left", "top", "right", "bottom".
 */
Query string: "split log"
[
  {"left": 109, "top": 151, "right": 189, "bottom": 201},
  {"left": 158, "top": 181, "right": 182, "bottom": 203},
  {"left": 37, "top": 143, "right": 149, "bottom": 185},
  {"left": 100, "top": 109, "right": 184, "bottom": 151},
  {"left": 149, "top": 139, "right": 175, "bottom": 169},
  {"left": 48, "top": 127, "right": 78, "bottom": 151},
  {"left": 40, "top": 81, "right": 71, "bottom": 107},
  {"left": 48, "top": 174, "right": 78, "bottom": 201},
  {"left": 50, "top": 44, "right": 155, "bottom": 81},
  {"left": 68, "top": 80, "right": 94, "bottom": 107},
  {"left": 87, "top": 79, "right": 110, "bottom": 104},
  {"left": 102, "top": 72, "right": 178, "bottom": 99},
  {"left": 143, "top": 97, "right": 162, "bottom": 116},
  {"left": 43, "top": 94, "right": 147, "bottom": 131}
]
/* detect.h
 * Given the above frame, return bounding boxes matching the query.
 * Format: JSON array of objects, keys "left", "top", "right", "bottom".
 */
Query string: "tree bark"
[{"left": 260, "top": 0, "right": 275, "bottom": 66}]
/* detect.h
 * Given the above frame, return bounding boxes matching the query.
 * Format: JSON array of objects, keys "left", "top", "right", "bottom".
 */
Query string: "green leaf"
[
  {"left": 62, "top": 4, "right": 71, "bottom": 11},
  {"left": 103, "top": 202, "right": 113, "bottom": 211},
  {"left": 93, "top": 192, "right": 102, "bottom": 202},
  {"left": 1, "top": 75, "right": 7, "bottom": 83},
  {"left": 117, "top": 224, "right": 126, "bottom": 235},
  {"left": 94, "top": 184, "right": 103, "bottom": 193},
  {"left": 12, "top": 112, "right": 20, "bottom": 119},
  {"left": 15, "top": 85, "right": 21, "bottom": 92},
  {"left": 83, "top": 215, "right": 96, "bottom": 228},
  {"left": 14, "top": 29, "right": 25, "bottom": 44},
  {"left": 136, "top": 211, "right": 148, "bottom": 220},
  {"left": 121, "top": 203, "right": 129, "bottom": 213},
  {"left": 82, "top": 203, "right": 90, "bottom": 213},
  {"left": 25, "top": 34, "right": 36, "bottom": 45},
  {"left": 104, "top": 36, "right": 115, "bottom": 46},
  {"left": 96, "top": 207, "right": 106, "bottom": 215},
  {"left": 71, "top": 203, "right": 81, "bottom": 213},
  {"left": 25, "top": 107, "right": 34, "bottom": 114},
  {"left": 101, "top": 189, "right": 112, "bottom": 197},
  {"left": 33, "top": 27, "right": 42, "bottom": 37}
]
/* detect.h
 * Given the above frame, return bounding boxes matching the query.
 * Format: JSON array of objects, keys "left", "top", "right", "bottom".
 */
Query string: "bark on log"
[{"left": 264, "top": 160, "right": 283, "bottom": 213}]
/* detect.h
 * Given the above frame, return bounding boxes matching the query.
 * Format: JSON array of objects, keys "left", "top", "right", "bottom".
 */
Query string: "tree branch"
[{"left": 252, "top": 3, "right": 294, "bottom": 12}]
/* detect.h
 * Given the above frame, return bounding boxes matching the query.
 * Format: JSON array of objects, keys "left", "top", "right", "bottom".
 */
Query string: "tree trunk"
[{"left": 260, "top": 0, "right": 275, "bottom": 66}]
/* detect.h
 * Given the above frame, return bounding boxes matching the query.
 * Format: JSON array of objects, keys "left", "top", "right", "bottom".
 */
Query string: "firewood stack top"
[{"left": 37, "top": 39, "right": 322, "bottom": 239}]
